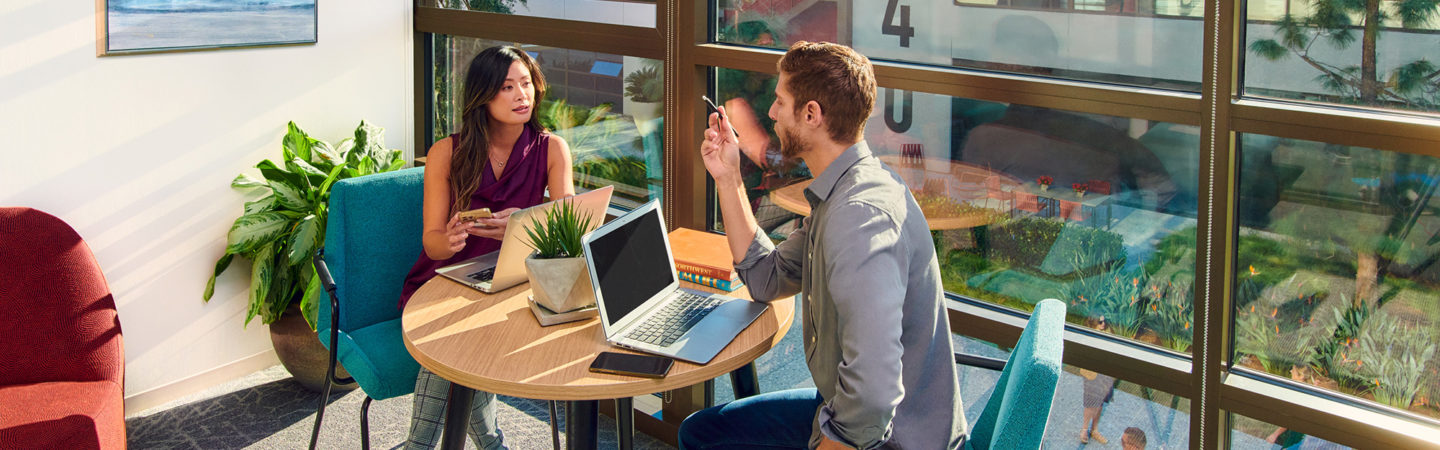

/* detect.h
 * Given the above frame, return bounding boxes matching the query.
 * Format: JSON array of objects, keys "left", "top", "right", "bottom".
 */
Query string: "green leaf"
[
  {"left": 1397, "top": 0, "right": 1440, "bottom": 28},
  {"left": 231, "top": 173, "right": 268, "bottom": 190},
  {"left": 318, "top": 164, "right": 346, "bottom": 198},
  {"left": 257, "top": 159, "right": 306, "bottom": 189},
  {"left": 245, "top": 244, "right": 276, "bottom": 328},
  {"left": 383, "top": 149, "right": 406, "bottom": 172},
  {"left": 311, "top": 140, "right": 343, "bottom": 166},
  {"left": 226, "top": 212, "right": 292, "bottom": 254},
  {"left": 287, "top": 156, "right": 327, "bottom": 179},
  {"left": 357, "top": 155, "right": 377, "bottom": 176},
  {"left": 283, "top": 121, "right": 315, "bottom": 163},
  {"left": 335, "top": 138, "right": 356, "bottom": 162},
  {"left": 267, "top": 248, "right": 295, "bottom": 321},
  {"left": 269, "top": 178, "right": 311, "bottom": 211},
  {"left": 244, "top": 194, "right": 277, "bottom": 215},
  {"left": 1392, "top": 60, "right": 1438, "bottom": 95},
  {"left": 204, "top": 253, "right": 234, "bottom": 301},
  {"left": 300, "top": 266, "right": 322, "bottom": 331},
  {"left": 286, "top": 157, "right": 327, "bottom": 188},
  {"left": 286, "top": 214, "right": 321, "bottom": 267},
  {"left": 353, "top": 120, "right": 386, "bottom": 162},
  {"left": 1249, "top": 39, "right": 1289, "bottom": 61}
]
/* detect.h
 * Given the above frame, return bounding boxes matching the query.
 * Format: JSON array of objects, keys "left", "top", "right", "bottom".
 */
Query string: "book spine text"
[{"left": 678, "top": 271, "right": 742, "bottom": 291}]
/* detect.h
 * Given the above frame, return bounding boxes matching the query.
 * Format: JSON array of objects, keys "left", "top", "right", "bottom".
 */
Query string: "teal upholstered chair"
[
  {"left": 309, "top": 167, "right": 425, "bottom": 450},
  {"left": 960, "top": 298, "right": 1066, "bottom": 450}
]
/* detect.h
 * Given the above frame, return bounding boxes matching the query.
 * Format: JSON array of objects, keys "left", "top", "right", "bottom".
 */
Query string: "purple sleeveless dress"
[{"left": 398, "top": 125, "right": 551, "bottom": 309}]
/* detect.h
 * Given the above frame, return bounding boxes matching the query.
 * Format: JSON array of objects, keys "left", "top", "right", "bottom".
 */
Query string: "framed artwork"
[{"left": 97, "top": 0, "right": 317, "bottom": 56}]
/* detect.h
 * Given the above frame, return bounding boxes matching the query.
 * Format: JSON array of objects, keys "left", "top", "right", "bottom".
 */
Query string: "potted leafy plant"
[
  {"left": 522, "top": 198, "right": 598, "bottom": 313},
  {"left": 621, "top": 58, "right": 664, "bottom": 137},
  {"left": 202, "top": 121, "right": 404, "bottom": 390}
]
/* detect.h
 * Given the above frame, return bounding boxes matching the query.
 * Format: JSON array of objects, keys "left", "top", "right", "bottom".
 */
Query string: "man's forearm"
[{"left": 714, "top": 175, "right": 759, "bottom": 264}]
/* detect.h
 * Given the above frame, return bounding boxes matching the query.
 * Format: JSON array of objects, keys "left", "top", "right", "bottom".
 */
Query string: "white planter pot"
[{"left": 525, "top": 254, "right": 595, "bottom": 313}]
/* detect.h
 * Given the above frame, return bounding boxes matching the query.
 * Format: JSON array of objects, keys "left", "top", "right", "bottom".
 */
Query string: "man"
[
  {"left": 679, "top": 41, "right": 965, "bottom": 449},
  {"left": 1121, "top": 427, "right": 1148, "bottom": 450}
]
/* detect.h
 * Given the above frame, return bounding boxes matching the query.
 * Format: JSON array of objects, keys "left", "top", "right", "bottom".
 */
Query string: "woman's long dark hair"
[{"left": 449, "top": 45, "right": 548, "bottom": 214}]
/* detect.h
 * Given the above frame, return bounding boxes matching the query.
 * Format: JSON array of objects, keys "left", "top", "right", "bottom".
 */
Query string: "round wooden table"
[
  {"left": 402, "top": 276, "right": 794, "bottom": 449},
  {"left": 768, "top": 155, "right": 1020, "bottom": 230}
]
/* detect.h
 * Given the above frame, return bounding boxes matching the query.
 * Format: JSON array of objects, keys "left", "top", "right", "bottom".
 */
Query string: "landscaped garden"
[{"left": 938, "top": 212, "right": 1440, "bottom": 422}]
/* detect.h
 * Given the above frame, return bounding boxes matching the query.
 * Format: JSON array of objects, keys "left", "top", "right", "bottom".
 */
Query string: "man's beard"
[{"left": 777, "top": 123, "right": 809, "bottom": 161}]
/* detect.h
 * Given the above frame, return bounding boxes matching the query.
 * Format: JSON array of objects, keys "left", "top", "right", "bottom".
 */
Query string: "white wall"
[{"left": 0, "top": 0, "right": 413, "bottom": 413}]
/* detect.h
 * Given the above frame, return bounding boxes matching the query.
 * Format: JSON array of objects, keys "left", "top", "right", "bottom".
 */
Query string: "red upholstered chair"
[{"left": 0, "top": 208, "right": 126, "bottom": 449}]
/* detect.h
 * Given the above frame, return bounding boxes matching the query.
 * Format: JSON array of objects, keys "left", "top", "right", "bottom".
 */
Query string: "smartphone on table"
[{"left": 588, "top": 351, "right": 674, "bottom": 378}]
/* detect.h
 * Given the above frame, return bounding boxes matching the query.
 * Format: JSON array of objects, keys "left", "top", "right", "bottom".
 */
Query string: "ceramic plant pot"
[
  {"left": 525, "top": 254, "right": 595, "bottom": 313},
  {"left": 269, "top": 304, "right": 357, "bottom": 393}
]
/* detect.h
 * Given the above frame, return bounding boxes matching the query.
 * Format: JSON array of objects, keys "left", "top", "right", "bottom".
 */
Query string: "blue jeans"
[{"left": 678, "top": 388, "right": 822, "bottom": 450}]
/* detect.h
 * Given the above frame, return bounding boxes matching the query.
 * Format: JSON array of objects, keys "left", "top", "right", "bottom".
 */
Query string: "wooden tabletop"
[
  {"left": 769, "top": 155, "right": 1019, "bottom": 230},
  {"left": 402, "top": 277, "right": 794, "bottom": 401}
]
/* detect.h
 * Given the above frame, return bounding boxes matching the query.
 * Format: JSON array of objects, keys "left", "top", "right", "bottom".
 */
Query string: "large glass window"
[
  {"left": 1243, "top": 0, "right": 1440, "bottom": 114},
  {"left": 1233, "top": 135, "right": 1440, "bottom": 422},
  {"left": 955, "top": 335, "right": 1193, "bottom": 447},
  {"left": 712, "top": 68, "right": 1199, "bottom": 349},
  {"left": 716, "top": 0, "right": 1205, "bottom": 89},
  {"left": 432, "top": 36, "right": 664, "bottom": 207},
  {"left": 1229, "top": 412, "right": 1354, "bottom": 448},
  {"left": 419, "top": 0, "right": 656, "bottom": 27}
]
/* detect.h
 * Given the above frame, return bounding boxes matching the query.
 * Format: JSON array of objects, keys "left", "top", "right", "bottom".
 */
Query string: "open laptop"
[
  {"left": 437, "top": 186, "right": 613, "bottom": 293},
  {"left": 582, "top": 200, "right": 769, "bottom": 364}
]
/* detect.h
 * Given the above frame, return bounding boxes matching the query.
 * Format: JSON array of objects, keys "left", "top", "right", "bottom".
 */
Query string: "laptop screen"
[{"left": 587, "top": 206, "right": 674, "bottom": 327}]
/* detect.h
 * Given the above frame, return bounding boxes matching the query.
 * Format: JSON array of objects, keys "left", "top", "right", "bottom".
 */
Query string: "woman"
[
  {"left": 1079, "top": 319, "right": 1117, "bottom": 445},
  {"left": 398, "top": 45, "right": 574, "bottom": 449}
]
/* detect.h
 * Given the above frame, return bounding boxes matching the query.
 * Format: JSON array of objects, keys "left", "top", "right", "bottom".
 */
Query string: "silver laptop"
[
  {"left": 582, "top": 200, "right": 769, "bottom": 364},
  {"left": 437, "top": 186, "right": 613, "bottom": 293}
]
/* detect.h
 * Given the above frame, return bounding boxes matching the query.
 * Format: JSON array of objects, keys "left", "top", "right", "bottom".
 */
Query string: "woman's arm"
[
  {"left": 546, "top": 134, "right": 576, "bottom": 199},
  {"left": 420, "top": 137, "right": 472, "bottom": 260}
]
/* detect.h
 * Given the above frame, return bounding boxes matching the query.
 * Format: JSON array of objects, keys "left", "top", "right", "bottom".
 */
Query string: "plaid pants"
[{"left": 405, "top": 367, "right": 506, "bottom": 450}]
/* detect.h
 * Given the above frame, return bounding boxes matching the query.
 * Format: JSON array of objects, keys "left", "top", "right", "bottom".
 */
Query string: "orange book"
[{"left": 667, "top": 228, "right": 739, "bottom": 281}]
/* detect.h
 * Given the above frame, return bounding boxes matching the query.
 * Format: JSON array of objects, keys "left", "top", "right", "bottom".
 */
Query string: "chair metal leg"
[
  {"left": 360, "top": 396, "right": 374, "bottom": 450},
  {"left": 729, "top": 363, "right": 760, "bottom": 399},
  {"left": 615, "top": 397, "right": 634, "bottom": 450},
  {"left": 308, "top": 373, "right": 335, "bottom": 450},
  {"left": 549, "top": 400, "right": 561, "bottom": 450}
]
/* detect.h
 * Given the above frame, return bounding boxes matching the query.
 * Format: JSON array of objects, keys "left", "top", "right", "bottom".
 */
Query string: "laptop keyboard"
[
  {"left": 626, "top": 292, "right": 723, "bottom": 347},
  {"left": 466, "top": 267, "right": 495, "bottom": 282}
]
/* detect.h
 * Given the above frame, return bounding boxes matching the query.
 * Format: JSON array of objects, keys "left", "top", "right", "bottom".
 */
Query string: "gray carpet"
[{"left": 124, "top": 365, "right": 674, "bottom": 449}]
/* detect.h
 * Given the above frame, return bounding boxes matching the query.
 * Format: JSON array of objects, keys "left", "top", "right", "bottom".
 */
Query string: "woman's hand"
[
  {"left": 443, "top": 212, "right": 473, "bottom": 254},
  {"left": 468, "top": 207, "right": 521, "bottom": 241}
]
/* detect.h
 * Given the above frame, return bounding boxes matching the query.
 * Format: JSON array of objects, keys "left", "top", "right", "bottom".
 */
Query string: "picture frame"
[{"left": 96, "top": 0, "right": 318, "bottom": 56}]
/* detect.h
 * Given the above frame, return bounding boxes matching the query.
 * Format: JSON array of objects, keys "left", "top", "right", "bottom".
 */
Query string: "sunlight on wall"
[{"left": 1, "top": 0, "right": 413, "bottom": 411}]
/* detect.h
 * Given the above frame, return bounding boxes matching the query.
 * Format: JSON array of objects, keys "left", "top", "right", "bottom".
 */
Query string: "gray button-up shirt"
[{"left": 736, "top": 142, "right": 966, "bottom": 449}]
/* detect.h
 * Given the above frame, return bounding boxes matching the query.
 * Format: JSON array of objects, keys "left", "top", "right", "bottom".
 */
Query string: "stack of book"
[{"left": 667, "top": 228, "right": 744, "bottom": 292}]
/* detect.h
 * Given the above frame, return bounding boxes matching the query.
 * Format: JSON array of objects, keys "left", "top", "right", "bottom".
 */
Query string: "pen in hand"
[{"left": 702, "top": 95, "right": 742, "bottom": 139}]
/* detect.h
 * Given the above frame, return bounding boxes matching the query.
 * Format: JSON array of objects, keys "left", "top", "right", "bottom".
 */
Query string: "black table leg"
[
  {"left": 566, "top": 400, "right": 599, "bottom": 450},
  {"left": 440, "top": 384, "right": 474, "bottom": 450},
  {"left": 730, "top": 363, "right": 760, "bottom": 399},
  {"left": 615, "top": 397, "right": 634, "bottom": 450}
]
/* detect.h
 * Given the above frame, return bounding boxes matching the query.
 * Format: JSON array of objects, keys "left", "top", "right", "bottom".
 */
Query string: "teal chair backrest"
[
  {"left": 321, "top": 167, "right": 425, "bottom": 333},
  {"left": 966, "top": 298, "right": 1066, "bottom": 450}
]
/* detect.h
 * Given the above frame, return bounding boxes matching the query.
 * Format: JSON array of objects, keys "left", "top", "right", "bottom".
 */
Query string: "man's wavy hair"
[{"left": 776, "top": 41, "right": 876, "bottom": 144}]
